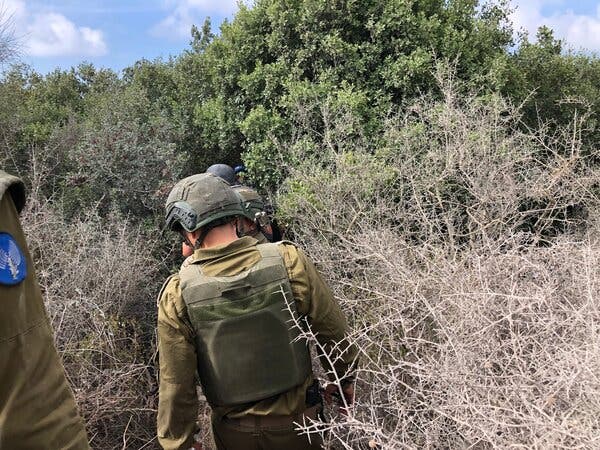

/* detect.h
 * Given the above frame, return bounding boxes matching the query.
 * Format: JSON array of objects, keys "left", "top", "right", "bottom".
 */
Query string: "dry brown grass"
[
  {"left": 21, "top": 195, "right": 162, "bottom": 449},
  {"left": 276, "top": 81, "right": 600, "bottom": 448}
]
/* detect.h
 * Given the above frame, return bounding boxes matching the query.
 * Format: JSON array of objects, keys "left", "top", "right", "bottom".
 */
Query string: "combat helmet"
[
  {"left": 233, "top": 185, "right": 265, "bottom": 220},
  {"left": 233, "top": 185, "right": 275, "bottom": 234},
  {"left": 165, "top": 173, "right": 244, "bottom": 233},
  {"left": 206, "top": 164, "right": 235, "bottom": 185}
]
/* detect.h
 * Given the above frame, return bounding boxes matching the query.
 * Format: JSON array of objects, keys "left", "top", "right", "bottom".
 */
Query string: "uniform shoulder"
[
  {"left": 156, "top": 273, "right": 181, "bottom": 307},
  {"left": 0, "top": 170, "right": 26, "bottom": 213},
  {"left": 180, "top": 255, "right": 194, "bottom": 270},
  {"left": 265, "top": 240, "right": 302, "bottom": 258},
  {"left": 274, "top": 240, "right": 301, "bottom": 250},
  {"left": 269, "top": 241, "right": 311, "bottom": 275}
]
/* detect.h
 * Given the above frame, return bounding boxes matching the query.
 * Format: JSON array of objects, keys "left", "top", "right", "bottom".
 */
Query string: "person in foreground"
[
  {"left": 0, "top": 170, "right": 89, "bottom": 450},
  {"left": 157, "top": 173, "right": 358, "bottom": 450}
]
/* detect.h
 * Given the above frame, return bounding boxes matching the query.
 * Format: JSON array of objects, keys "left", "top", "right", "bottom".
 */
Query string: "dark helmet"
[
  {"left": 165, "top": 173, "right": 244, "bottom": 232},
  {"left": 234, "top": 164, "right": 246, "bottom": 175},
  {"left": 206, "top": 164, "right": 235, "bottom": 185}
]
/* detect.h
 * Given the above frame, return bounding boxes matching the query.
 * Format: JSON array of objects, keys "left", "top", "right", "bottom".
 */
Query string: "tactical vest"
[{"left": 179, "top": 243, "right": 312, "bottom": 406}]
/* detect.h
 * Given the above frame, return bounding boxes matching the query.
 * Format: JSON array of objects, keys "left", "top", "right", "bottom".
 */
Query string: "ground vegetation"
[{"left": 2, "top": 0, "right": 600, "bottom": 448}]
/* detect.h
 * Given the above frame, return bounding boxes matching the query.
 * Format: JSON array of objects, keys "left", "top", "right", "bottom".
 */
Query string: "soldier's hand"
[
  {"left": 189, "top": 432, "right": 203, "bottom": 450},
  {"left": 323, "top": 382, "right": 354, "bottom": 414}
]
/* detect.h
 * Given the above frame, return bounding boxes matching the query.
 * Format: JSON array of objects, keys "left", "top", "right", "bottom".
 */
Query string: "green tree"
[
  {"left": 173, "top": 0, "right": 513, "bottom": 187},
  {"left": 190, "top": 18, "right": 215, "bottom": 53},
  {"left": 500, "top": 26, "right": 600, "bottom": 149},
  {"left": 0, "top": 63, "right": 184, "bottom": 219}
]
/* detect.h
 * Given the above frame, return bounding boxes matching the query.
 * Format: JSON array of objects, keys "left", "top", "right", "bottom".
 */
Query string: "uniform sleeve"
[
  {"left": 0, "top": 190, "right": 90, "bottom": 450},
  {"left": 279, "top": 243, "right": 359, "bottom": 383},
  {"left": 157, "top": 275, "right": 199, "bottom": 450}
]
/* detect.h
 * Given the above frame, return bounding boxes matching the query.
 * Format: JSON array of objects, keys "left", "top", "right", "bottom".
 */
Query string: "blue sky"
[
  {"left": 3, "top": 0, "right": 241, "bottom": 74},
  {"left": 511, "top": 0, "right": 600, "bottom": 52},
  {"left": 3, "top": 0, "right": 600, "bottom": 76}
]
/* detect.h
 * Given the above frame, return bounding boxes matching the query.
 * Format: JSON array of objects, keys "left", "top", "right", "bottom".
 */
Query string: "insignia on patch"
[{"left": 0, "top": 232, "right": 27, "bottom": 286}]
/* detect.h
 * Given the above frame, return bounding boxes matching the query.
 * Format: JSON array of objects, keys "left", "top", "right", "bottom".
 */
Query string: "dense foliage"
[
  {"left": 3, "top": 1, "right": 599, "bottom": 195},
  {"left": 2, "top": 0, "right": 600, "bottom": 448}
]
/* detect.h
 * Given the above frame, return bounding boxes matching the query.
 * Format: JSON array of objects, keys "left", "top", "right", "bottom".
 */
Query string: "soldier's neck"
[{"left": 199, "top": 224, "right": 238, "bottom": 249}]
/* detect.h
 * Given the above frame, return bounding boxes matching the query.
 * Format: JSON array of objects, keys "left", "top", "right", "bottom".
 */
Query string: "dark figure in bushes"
[
  {"left": 206, "top": 163, "right": 236, "bottom": 185},
  {"left": 157, "top": 173, "right": 357, "bottom": 449}
]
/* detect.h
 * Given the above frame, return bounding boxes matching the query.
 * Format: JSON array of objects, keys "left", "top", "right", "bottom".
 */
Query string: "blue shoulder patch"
[{"left": 0, "top": 232, "right": 27, "bottom": 286}]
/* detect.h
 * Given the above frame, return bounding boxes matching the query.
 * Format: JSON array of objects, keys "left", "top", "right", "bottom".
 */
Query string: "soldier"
[
  {"left": 179, "top": 184, "right": 274, "bottom": 270},
  {"left": 233, "top": 184, "right": 273, "bottom": 243},
  {"left": 206, "top": 164, "right": 236, "bottom": 185},
  {"left": 157, "top": 173, "right": 357, "bottom": 450},
  {"left": 0, "top": 170, "right": 89, "bottom": 450},
  {"left": 233, "top": 165, "right": 246, "bottom": 185}
]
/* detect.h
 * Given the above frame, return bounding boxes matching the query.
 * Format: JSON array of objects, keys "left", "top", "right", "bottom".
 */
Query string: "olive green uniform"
[
  {"left": 157, "top": 236, "right": 357, "bottom": 450},
  {"left": 0, "top": 171, "right": 89, "bottom": 450}
]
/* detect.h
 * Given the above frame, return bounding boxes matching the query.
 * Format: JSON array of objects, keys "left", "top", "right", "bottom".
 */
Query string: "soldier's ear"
[{"left": 183, "top": 229, "right": 201, "bottom": 247}]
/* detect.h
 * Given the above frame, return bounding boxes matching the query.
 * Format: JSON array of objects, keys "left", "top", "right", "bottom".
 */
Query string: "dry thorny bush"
[
  {"left": 21, "top": 193, "right": 162, "bottom": 449},
  {"left": 276, "top": 85, "right": 600, "bottom": 448},
  {"left": 14, "top": 79, "right": 600, "bottom": 449}
]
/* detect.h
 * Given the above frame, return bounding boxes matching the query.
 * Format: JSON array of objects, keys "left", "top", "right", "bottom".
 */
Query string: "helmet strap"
[
  {"left": 235, "top": 218, "right": 243, "bottom": 239},
  {"left": 193, "top": 217, "right": 239, "bottom": 249},
  {"left": 195, "top": 227, "right": 210, "bottom": 249},
  {"left": 180, "top": 231, "right": 195, "bottom": 250}
]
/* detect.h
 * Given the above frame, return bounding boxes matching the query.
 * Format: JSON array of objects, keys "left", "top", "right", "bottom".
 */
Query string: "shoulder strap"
[
  {"left": 256, "top": 242, "right": 283, "bottom": 260},
  {"left": 180, "top": 243, "right": 291, "bottom": 305},
  {"left": 156, "top": 274, "right": 177, "bottom": 307}
]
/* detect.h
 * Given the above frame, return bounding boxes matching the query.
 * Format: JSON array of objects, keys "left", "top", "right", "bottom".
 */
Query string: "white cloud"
[
  {"left": 2, "top": 0, "right": 26, "bottom": 20},
  {"left": 151, "top": 0, "right": 241, "bottom": 39},
  {"left": 510, "top": 0, "right": 544, "bottom": 36},
  {"left": 3, "top": 0, "right": 107, "bottom": 57},
  {"left": 510, "top": 0, "right": 600, "bottom": 52},
  {"left": 27, "top": 12, "right": 107, "bottom": 57}
]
